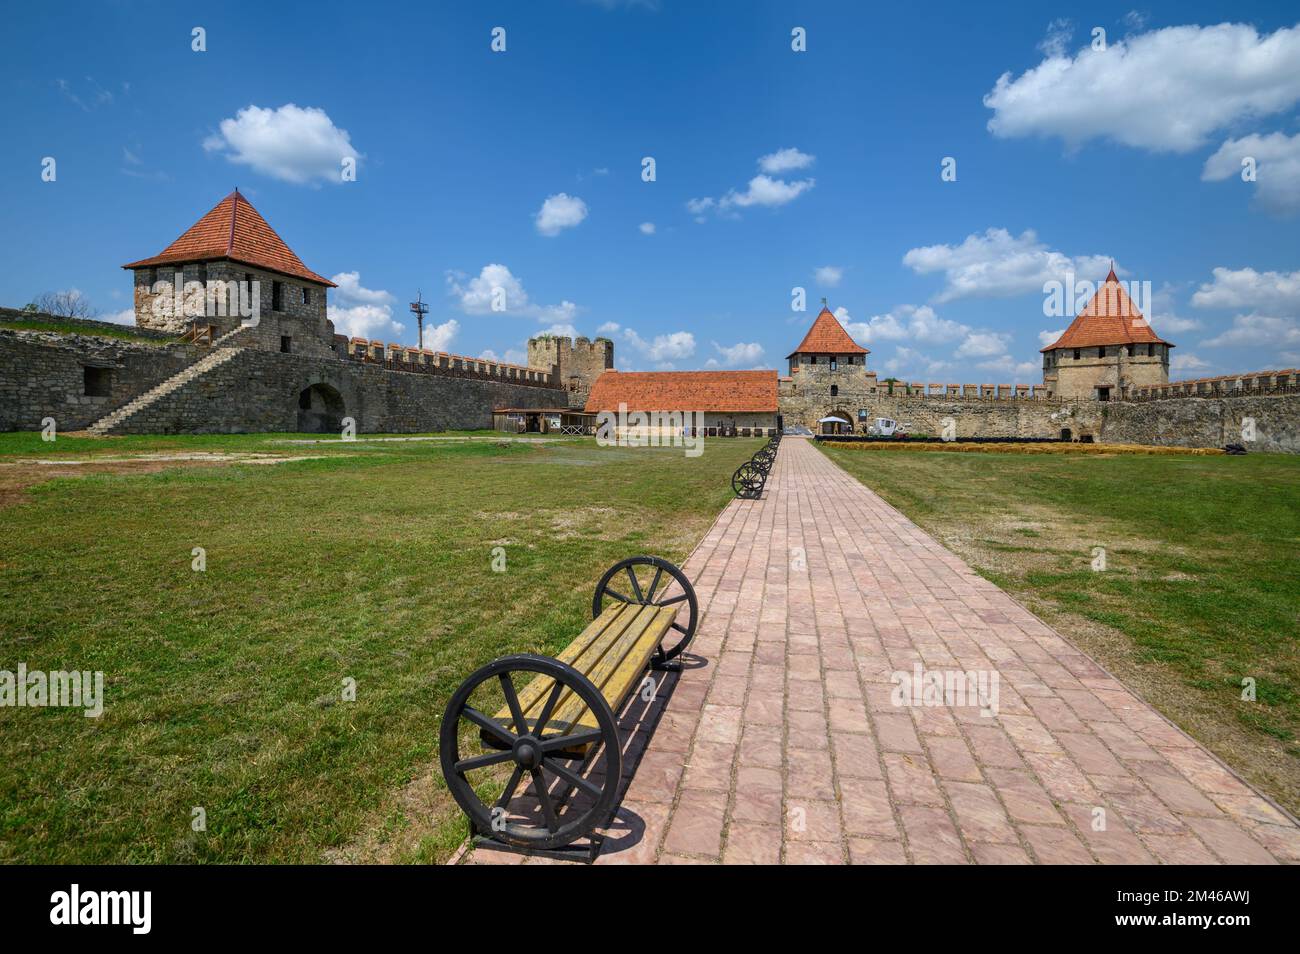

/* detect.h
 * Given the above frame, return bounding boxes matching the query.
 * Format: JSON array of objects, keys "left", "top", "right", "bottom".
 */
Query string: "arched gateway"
[{"left": 297, "top": 383, "right": 345, "bottom": 433}]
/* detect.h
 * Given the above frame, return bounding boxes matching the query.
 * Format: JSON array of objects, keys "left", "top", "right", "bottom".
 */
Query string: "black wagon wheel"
[
  {"left": 439, "top": 655, "right": 621, "bottom": 852},
  {"left": 592, "top": 555, "right": 699, "bottom": 664},
  {"left": 732, "top": 461, "right": 764, "bottom": 499}
]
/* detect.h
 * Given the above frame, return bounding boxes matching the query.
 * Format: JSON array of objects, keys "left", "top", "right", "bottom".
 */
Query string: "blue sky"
[{"left": 3, "top": 0, "right": 1298, "bottom": 380}]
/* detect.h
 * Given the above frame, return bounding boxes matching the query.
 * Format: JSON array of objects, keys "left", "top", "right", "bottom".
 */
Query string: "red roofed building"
[
  {"left": 584, "top": 370, "right": 779, "bottom": 436},
  {"left": 1041, "top": 269, "right": 1173, "bottom": 400},
  {"left": 122, "top": 190, "right": 337, "bottom": 353}
]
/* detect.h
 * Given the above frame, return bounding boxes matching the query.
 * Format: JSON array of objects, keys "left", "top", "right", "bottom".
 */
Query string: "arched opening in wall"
[
  {"left": 297, "top": 383, "right": 345, "bottom": 433},
  {"left": 1060, "top": 427, "right": 1072, "bottom": 441},
  {"left": 818, "top": 413, "right": 851, "bottom": 436}
]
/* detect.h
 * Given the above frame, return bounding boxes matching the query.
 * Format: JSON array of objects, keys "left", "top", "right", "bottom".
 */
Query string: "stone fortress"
[{"left": 0, "top": 192, "right": 1296, "bottom": 452}]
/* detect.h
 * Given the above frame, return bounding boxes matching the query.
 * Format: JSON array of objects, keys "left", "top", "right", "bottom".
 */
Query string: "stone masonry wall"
[
  {"left": 132, "top": 261, "right": 335, "bottom": 356},
  {"left": 1096, "top": 394, "right": 1300, "bottom": 453},
  {"left": 106, "top": 348, "right": 565, "bottom": 435},
  {"left": 0, "top": 329, "right": 199, "bottom": 432}
]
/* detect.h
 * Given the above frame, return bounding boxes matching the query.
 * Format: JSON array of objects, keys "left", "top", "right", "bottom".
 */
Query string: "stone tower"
[
  {"left": 121, "top": 190, "right": 337, "bottom": 355},
  {"left": 527, "top": 334, "right": 614, "bottom": 407},
  {"left": 779, "top": 303, "right": 877, "bottom": 433},
  {"left": 1040, "top": 269, "right": 1172, "bottom": 400}
]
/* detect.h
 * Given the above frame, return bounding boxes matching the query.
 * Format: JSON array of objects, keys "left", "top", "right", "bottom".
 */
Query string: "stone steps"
[{"left": 86, "top": 345, "right": 246, "bottom": 436}]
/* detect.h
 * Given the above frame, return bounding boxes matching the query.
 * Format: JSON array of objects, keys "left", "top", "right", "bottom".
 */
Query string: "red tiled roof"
[
  {"left": 1041, "top": 269, "right": 1170, "bottom": 351},
  {"left": 584, "top": 370, "right": 778, "bottom": 413},
  {"left": 122, "top": 190, "right": 335, "bottom": 287},
  {"left": 787, "top": 306, "right": 869, "bottom": 358}
]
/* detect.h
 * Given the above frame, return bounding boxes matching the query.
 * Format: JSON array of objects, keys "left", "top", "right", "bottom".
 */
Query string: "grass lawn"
[
  {"left": 0, "top": 318, "right": 166, "bottom": 344},
  {"left": 0, "top": 432, "right": 760, "bottom": 862},
  {"left": 818, "top": 443, "right": 1300, "bottom": 816}
]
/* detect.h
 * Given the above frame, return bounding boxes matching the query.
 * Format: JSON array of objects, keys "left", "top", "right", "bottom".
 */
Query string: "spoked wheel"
[
  {"left": 732, "top": 461, "right": 765, "bottom": 499},
  {"left": 592, "top": 555, "right": 699, "bottom": 665},
  {"left": 439, "top": 655, "right": 621, "bottom": 851}
]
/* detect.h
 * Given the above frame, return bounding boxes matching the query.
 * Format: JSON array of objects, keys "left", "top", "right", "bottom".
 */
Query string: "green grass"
[
  {"left": 819, "top": 444, "right": 1300, "bottom": 814},
  {"left": 0, "top": 433, "right": 760, "bottom": 862},
  {"left": 0, "top": 318, "right": 165, "bottom": 344}
]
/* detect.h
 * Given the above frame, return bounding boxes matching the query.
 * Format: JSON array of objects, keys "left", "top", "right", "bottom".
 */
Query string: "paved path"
[{"left": 469, "top": 437, "right": 1299, "bottom": 864}]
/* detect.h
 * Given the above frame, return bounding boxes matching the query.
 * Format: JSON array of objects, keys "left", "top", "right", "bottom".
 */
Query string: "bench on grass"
[
  {"left": 439, "top": 555, "right": 699, "bottom": 862},
  {"left": 731, "top": 432, "right": 781, "bottom": 499}
]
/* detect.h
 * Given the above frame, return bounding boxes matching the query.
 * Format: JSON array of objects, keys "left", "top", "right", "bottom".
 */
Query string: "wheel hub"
[{"left": 512, "top": 735, "right": 542, "bottom": 768}]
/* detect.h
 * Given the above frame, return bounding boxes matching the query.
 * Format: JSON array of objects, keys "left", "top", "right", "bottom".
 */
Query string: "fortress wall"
[
  {"left": 1096, "top": 394, "right": 1300, "bottom": 453},
  {"left": 105, "top": 348, "right": 564, "bottom": 435},
  {"left": 0, "top": 330, "right": 199, "bottom": 432}
]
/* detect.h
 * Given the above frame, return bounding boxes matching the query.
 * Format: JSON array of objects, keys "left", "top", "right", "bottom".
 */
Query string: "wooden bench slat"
[
  {"left": 548, "top": 604, "right": 674, "bottom": 731},
  {"left": 508, "top": 603, "right": 638, "bottom": 718},
  {"left": 493, "top": 602, "right": 675, "bottom": 737}
]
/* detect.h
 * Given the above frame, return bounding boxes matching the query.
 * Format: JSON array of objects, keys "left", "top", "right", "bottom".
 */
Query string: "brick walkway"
[{"left": 467, "top": 436, "right": 1299, "bottom": 864}]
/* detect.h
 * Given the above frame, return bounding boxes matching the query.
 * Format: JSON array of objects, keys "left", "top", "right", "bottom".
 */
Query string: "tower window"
[
  {"left": 272, "top": 281, "right": 283, "bottom": 312},
  {"left": 1098, "top": 346, "right": 1106, "bottom": 358},
  {"left": 1073, "top": 349, "right": 1081, "bottom": 360},
  {"left": 301, "top": 287, "right": 310, "bottom": 306},
  {"left": 830, "top": 384, "right": 838, "bottom": 396},
  {"left": 1147, "top": 343, "right": 1154, "bottom": 357},
  {"left": 830, "top": 358, "right": 838, "bottom": 371}
]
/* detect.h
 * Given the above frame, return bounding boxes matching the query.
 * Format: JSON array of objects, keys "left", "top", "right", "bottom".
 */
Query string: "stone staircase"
[{"left": 86, "top": 325, "right": 254, "bottom": 436}]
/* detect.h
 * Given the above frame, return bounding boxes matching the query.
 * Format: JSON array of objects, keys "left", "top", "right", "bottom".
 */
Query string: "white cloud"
[
  {"left": 719, "top": 174, "right": 815, "bottom": 210},
  {"left": 685, "top": 197, "right": 714, "bottom": 218},
  {"left": 423, "top": 319, "right": 459, "bottom": 352},
  {"left": 1199, "top": 313, "right": 1300, "bottom": 349},
  {"left": 596, "top": 321, "right": 621, "bottom": 334},
  {"left": 758, "top": 147, "right": 815, "bottom": 174},
  {"left": 327, "top": 271, "right": 406, "bottom": 341},
  {"left": 975, "top": 355, "right": 1041, "bottom": 378},
  {"left": 535, "top": 193, "right": 588, "bottom": 236},
  {"left": 883, "top": 347, "right": 951, "bottom": 378},
  {"left": 1203, "top": 132, "right": 1300, "bottom": 214},
  {"left": 104, "top": 307, "right": 135, "bottom": 325},
  {"left": 621, "top": 327, "right": 696, "bottom": 363},
  {"left": 203, "top": 104, "right": 359, "bottom": 185},
  {"left": 445, "top": 263, "right": 578, "bottom": 324},
  {"left": 1038, "top": 328, "right": 1065, "bottom": 347},
  {"left": 1037, "top": 18, "right": 1074, "bottom": 58},
  {"left": 1147, "top": 282, "right": 1201, "bottom": 334},
  {"left": 955, "top": 331, "right": 1011, "bottom": 359},
  {"left": 1171, "top": 352, "right": 1210, "bottom": 374},
  {"left": 331, "top": 271, "right": 393, "bottom": 306},
  {"left": 903, "top": 227, "right": 1112, "bottom": 302},
  {"left": 984, "top": 24, "right": 1300, "bottom": 154},
  {"left": 690, "top": 151, "right": 816, "bottom": 220},
  {"left": 638, "top": 222, "right": 656, "bottom": 235},
  {"left": 814, "top": 265, "right": 844, "bottom": 287},
  {"left": 1191, "top": 266, "right": 1300, "bottom": 311},
  {"left": 713, "top": 341, "right": 765, "bottom": 366},
  {"left": 539, "top": 322, "right": 578, "bottom": 339},
  {"left": 479, "top": 349, "right": 500, "bottom": 362}
]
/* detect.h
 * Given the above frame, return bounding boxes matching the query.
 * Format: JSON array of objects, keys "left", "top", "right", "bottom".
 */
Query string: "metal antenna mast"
[{"left": 409, "top": 290, "right": 430, "bottom": 351}]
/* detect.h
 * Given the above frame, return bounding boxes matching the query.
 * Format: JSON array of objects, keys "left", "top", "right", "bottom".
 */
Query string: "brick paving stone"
[{"left": 464, "top": 437, "right": 1297, "bottom": 865}]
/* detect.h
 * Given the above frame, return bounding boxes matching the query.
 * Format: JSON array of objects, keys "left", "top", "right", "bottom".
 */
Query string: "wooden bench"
[{"left": 439, "top": 555, "right": 698, "bottom": 861}]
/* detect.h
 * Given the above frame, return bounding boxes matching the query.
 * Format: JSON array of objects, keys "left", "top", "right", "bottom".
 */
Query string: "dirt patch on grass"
[{"left": 0, "top": 453, "right": 327, "bottom": 509}]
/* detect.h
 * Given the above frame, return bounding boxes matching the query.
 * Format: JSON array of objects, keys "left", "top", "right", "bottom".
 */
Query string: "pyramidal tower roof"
[
  {"left": 1041, "top": 268, "right": 1170, "bottom": 352},
  {"left": 122, "top": 190, "right": 335, "bottom": 287},
  {"left": 788, "top": 304, "right": 869, "bottom": 358}
]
